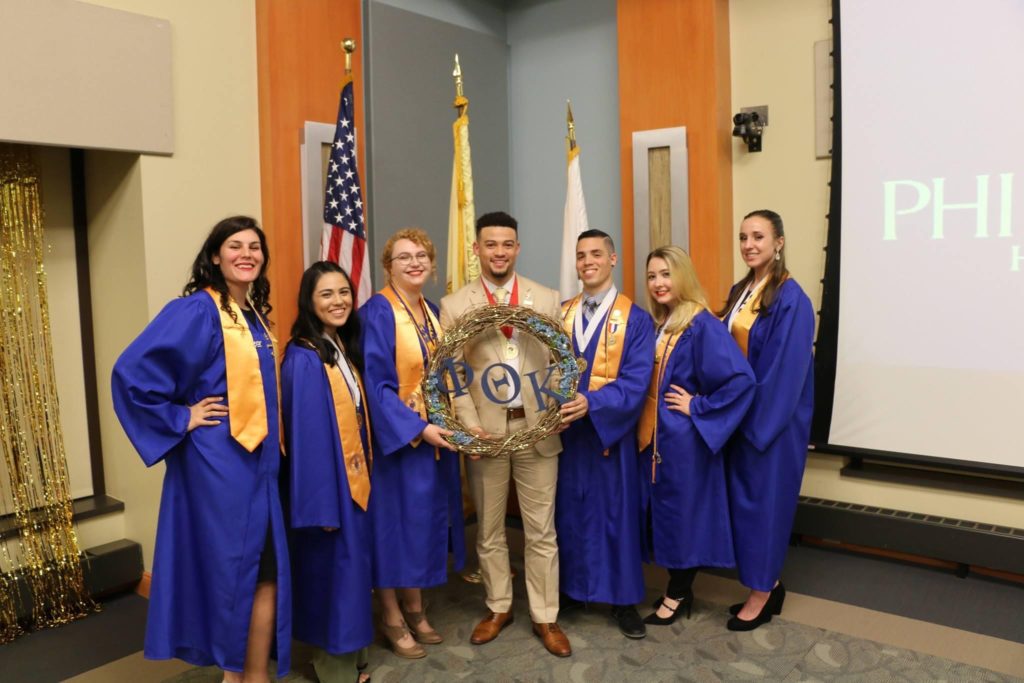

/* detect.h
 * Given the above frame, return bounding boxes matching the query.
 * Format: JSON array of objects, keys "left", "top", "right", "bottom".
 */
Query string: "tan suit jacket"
[{"left": 440, "top": 274, "right": 563, "bottom": 457}]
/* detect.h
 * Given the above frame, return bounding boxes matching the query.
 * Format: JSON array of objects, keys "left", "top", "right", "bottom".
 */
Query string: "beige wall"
[
  {"left": 729, "top": 0, "right": 1022, "bottom": 528},
  {"left": 81, "top": 0, "right": 262, "bottom": 569},
  {"left": 38, "top": 146, "right": 95, "bottom": 500},
  {"left": 0, "top": 0, "right": 172, "bottom": 154}
]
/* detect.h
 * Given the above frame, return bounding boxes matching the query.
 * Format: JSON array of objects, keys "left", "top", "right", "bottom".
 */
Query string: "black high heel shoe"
[
  {"left": 644, "top": 590, "right": 693, "bottom": 625},
  {"left": 726, "top": 583, "right": 785, "bottom": 631},
  {"left": 728, "top": 582, "right": 786, "bottom": 615}
]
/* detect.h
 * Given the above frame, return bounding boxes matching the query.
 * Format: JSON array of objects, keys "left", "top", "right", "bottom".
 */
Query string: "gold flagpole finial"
[
  {"left": 567, "top": 100, "right": 577, "bottom": 150},
  {"left": 453, "top": 53, "right": 464, "bottom": 99},
  {"left": 342, "top": 38, "right": 356, "bottom": 75}
]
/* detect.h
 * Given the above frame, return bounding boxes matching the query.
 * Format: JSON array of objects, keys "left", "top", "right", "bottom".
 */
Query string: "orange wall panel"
[
  {"left": 256, "top": 0, "right": 365, "bottom": 332},
  {"left": 617, "top": 0, "right": 733, "bottom": 306}
]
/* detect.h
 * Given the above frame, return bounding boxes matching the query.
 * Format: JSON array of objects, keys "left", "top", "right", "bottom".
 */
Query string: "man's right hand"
[{"left": 466, "top": 427, "right": 492, "bottom": 460}]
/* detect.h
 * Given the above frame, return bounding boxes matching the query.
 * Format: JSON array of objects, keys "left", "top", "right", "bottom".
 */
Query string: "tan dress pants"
[{"left": 466, "top": 417, "right": 560, "bottom": 624}]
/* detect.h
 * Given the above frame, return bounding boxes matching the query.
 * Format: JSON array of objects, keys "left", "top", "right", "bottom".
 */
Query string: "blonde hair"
[
  {"left": 380, "top": 227, "right": 437, "bottom": 279},
  {"left": 645, "top": 245, "right": 708, "bottom": 335}
]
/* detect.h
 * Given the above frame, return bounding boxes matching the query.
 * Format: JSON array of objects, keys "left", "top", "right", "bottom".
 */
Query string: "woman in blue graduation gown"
[
  {"left": 638, "top": 246, "right": 755, "bottom": 626},
  {"left": 111, "top": 216, "right": 290, "bottom": 682},
  {"left": 359, "top": 228, "right": 464, "bottom": 659},
  {"left": 721, "top": 209, "right": 815, "bottom": 631},
  {"left": 282, "top": 262, "right": 373, "bottom": 683}
]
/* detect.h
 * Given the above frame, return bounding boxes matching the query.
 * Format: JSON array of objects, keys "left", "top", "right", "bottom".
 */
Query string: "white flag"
[{"left": 560, "top": 145, "right": 589, "bottom": 301}]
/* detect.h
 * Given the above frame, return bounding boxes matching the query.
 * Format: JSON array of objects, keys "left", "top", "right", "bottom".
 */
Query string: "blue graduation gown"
[
  {"left": 281, "top": 344, "right": 373, "bottom": 655},
  {"left": 725, "top": 279, "right": 815, "bottom": 591},
  {"left": 556, "top": 302, "right": 654, "bottom": 605},
  {"left": 359, "top": 294, "right": 465, "bottom": 588},
  {"left": 640, "top": 310, "right": 755, "bottom": 570},
  {"left": 111, "top": 293, "right": 291, "bottom": 676}
]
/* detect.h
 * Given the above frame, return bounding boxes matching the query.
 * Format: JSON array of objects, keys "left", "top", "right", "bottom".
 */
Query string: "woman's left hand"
[{"left": 664, "top": 384, "right": 694, "bottom": 416}]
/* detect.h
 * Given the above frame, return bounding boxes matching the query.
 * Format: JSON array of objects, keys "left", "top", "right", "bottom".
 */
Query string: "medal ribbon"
[
  {"left": 482, "top": 276, "right": 519, "bottom": 338},
  {"left": 560, "top": 293, "right": 632, "bottom": 392}
]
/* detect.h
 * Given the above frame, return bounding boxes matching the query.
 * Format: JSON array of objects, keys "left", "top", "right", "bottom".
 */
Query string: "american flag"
[{"left": 320, "top": 76, "right": 372, "bottom": 306}]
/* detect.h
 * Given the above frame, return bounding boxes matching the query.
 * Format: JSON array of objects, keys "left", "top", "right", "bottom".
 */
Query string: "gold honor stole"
[
  {"left": 324, "top": 360, "right": 373, "bottom": 510},
  {"left": 727, "top": 275, "right": 783, "bottom": 357},
  {"left": 560, "top": 294, "right": 632, "bottom": 392},
  {"left": 378, "top": 287, "right": 441, "bottom": 449},
  {"left": 204, "top": 288, "right": 279, "bottom": 453},
  {"left": 561, "top": 294, "right": 632, "bottom": 457},
  {"left": 637, "top": 328, "right": 683, "bottom": 481}
]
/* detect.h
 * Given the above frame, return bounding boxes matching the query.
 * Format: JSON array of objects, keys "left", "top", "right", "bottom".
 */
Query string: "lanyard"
[
  {"left": 388, "top": 284, "right": 438, "bottom": 365},
  {"left": 574, "top": 288, "right": 617, "bottom": 353}
]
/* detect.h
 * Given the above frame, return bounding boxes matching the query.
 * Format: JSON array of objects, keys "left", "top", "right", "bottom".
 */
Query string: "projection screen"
[{"left": 829, "top": 0, "right": 1024, "bottom": 471}]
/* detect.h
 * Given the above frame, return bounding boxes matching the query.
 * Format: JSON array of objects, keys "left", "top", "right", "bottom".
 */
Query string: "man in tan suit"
[{"left": 440, "top": 211, "right": 572, "bottom": 657}]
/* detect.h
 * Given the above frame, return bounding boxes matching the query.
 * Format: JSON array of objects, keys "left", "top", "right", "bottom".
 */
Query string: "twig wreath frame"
[{"left": 422, "top": 304, "right": 584, "bottom": 457}]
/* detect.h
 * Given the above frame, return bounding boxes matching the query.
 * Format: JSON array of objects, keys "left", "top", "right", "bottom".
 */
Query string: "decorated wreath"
[{"left": 421, "top": 304, "right": 584, "bottom": 457}]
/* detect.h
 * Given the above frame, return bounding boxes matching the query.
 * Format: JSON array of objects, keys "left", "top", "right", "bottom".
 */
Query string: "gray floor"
[
  {"left": 166, "top": 569, "right": 1023, "bottom": 683},
  {"left": 0, "top": 592, "right": 147, "bottom": 682},
  {"left": 2, "top": 537, "right": 1023, "bottom": 682}
]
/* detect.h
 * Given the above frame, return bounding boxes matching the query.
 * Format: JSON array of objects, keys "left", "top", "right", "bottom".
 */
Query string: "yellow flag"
[{"left": 446, "top": 95, "right": 479, "bottom": 293}]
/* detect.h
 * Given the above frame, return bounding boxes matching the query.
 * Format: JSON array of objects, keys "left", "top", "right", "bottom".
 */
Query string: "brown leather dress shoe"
[
  {"left": 532, "top": 622, "right": 572, "bottom": 657},
  {"left": 470, "top": 611, "right": 514, "bottom": 645}
]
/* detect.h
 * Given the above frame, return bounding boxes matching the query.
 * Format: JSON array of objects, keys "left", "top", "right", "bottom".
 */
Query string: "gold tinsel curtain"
[{"left": 0, "top": 143, "right": 97, "bottom": 644}]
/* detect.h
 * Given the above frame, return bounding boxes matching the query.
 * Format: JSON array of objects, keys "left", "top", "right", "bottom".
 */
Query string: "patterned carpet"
[{"left": 164, "top": 570, "right": 1023, "bottom": 683}]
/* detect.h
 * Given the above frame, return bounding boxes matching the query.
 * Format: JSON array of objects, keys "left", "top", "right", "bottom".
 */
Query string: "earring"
[{"left": 774, "top": 250, "right": 781, "bottom": 261}]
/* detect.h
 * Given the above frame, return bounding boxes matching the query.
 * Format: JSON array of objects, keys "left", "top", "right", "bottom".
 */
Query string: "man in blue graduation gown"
[{"left": 555, "top": 229, "right": 655, "bottom": 638}]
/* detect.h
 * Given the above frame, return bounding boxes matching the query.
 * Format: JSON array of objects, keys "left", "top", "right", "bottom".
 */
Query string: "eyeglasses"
[{"left": 392, "top": 252, "right": 431, "bottom": 265}]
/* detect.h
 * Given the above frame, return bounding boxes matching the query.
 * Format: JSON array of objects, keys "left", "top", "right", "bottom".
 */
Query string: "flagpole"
[
  {"left": 453, "top": 53, "right": 467, "bottom": 115},
  {"left": 567, "top": 99, "right": 576, "bottom": 152},
  {"left": 342, "top": 38, "right": 355, "bottom": 75},
  {"left": 560, "top": 99, "right": 588, "bottom": 300}
]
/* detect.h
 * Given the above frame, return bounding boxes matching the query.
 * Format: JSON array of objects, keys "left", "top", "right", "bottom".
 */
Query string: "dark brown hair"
[
  {"left": 290, "top": 261, "right": 363, "bottom": 373},
  {"left": 718, "top": 209, "right": 789, "bottom": 316},
  {"left": 182, "top": 216, "right": 271, "bottom": 324}
]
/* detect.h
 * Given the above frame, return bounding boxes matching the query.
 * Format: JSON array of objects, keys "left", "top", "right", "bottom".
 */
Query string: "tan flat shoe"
[
  {"left": 379, "top": 619, "right": 426, "bottom": 659},
  {"left": 402, "top": 603, "right": 443, "bottom": 644}
]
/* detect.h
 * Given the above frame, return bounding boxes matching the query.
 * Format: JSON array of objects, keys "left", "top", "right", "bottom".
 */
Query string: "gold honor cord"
[
  {"left": 0, "top": 145, "right": 98, "bottom": 643},
  {"left": 637, "top": 330, "right": 680, "bottom": 455}
]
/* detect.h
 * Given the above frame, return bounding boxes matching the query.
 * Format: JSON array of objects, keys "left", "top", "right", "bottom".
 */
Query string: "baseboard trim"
[{"left": 794, "top": 496, "right": 1024, "bottom": 576}]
